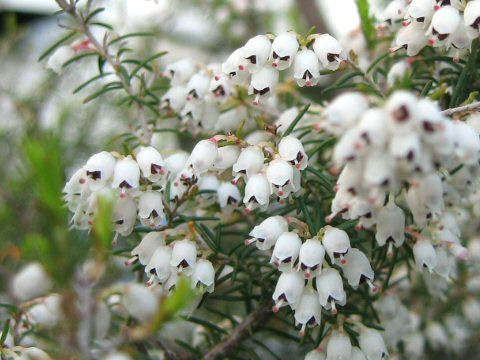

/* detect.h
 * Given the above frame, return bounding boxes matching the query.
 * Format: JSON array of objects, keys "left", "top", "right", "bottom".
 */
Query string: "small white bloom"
[
  {"left": 145, "top": 246, "right": 172, "bottom": 285},
  {"left": 164, "top": 58, "right": 196, "bottom": 86},
  {"left": 185, "top": 72, "right": 210, "bottom": 101},
  {"left": 275, "top": 107, "right": 300, "bottom": 135},
  {"left": 247, "top": 215, "right": 288, "bottom": 250},
  {"left": 212, "top": 145, "right": 241, "bottom": 171},
  {"left": 316, "top": 268, "right": 346, "bottom": 314},
  {"left": 136, "top": 146, "right": 166, "bottom": 183},
  {"left": 192, "top": 259, "right": 215, "bottom": 293},
  {"left": 242, "top": 35, "right": 272, "bottom": 72},
  {"left": 26, "top": 294, "right": 62, "bottom": 327},
  {"left": 266, "top": 159, "right": 295, "bottom": 198},
  {"left": 217, "top": 181, "right": 241, "bottom": 208},
  {"left": 161, "top": 85, "right": 187, "bottom": 111},
  {"left": 326, "top": 331, "right": 352, "bottom": 360},
  {"left": 272, "top": 270, "right": 305, "bottom": 311},
  {"left": 358, "top": 328, "right": 388, "bottom": 360},
  {"left": 170, "top": 240, "right": 197, "bottom": 272},
  {"left": 84, "top": 151, "right": 116, "bottom": 191},
  {"left": 293, "top": 49, "right": 320, "bottom": 87},
  {"left": 298, "top": 238, "right": 325, "bottom": 278},
  {"left": 232, "top": 145, "right": 264, "bottom": 181},
  {"left": 278, "top": 135, "right": 308, "bottom": 170},
  {"left": 113, "top": 197, "right": 138, "bottom": 237},
  {"left": 271, "top": 231, "right": 302, "bottom": 269},
  {"left": 187, "top": 139, "right": 218, "bottom": 175},
  {"left": 394, "top": 23, "right": 429, "bottom": 56},
  {"left": 375, "top": 197, "right": 405, "bottom": 248},
  {"left": 243, "top": 173, "right": 272, "bottom": 211},
  {"left": 413, "top": 238, "right": 437, "bottom": 272},
  {"left": 406, "top": 0, "right": 436, "bottom": 27},
  {"left": 131, "top": 231, "right": 165, "bottom": 266},
  {"left": 138, "top": 190, "right": 165, "bottom": 228},
  {"left": 222, "top": 48, "right": 249, "bottom": 83},
  {"left": 324, "top": 92, "right": 369, "bottom": 136},
  {"left": 122, "top": 283, "right": 158, "bottom": 322},
  {"left": 464, "top": 0, "right": 480, "bottom": 33},
  {"left": 294, "top": 287, "right": 322, "bottom": 335},
  {"left": 322, "top": 226, "right": 351, "bottom": 264},
  {"left": 112, "top": 156, "right": 140, "bottom": 191},
  {"left": 428, "top": 6, "right": 461, "bottom": 47},
  {"left": 341, "top": 248, "right": 376, "bottom": 291},
  {"left": 12, "top": 263, "right": 53, "bottom": 301},
  {"left": 270, "top": 32, "right": 299, "bottom": 70},
  {"left": 248, "top": 66, "right": 279, "bottom": 105},
  {"left": 312, "top": 34, "right": 345, "bottom": 71}
]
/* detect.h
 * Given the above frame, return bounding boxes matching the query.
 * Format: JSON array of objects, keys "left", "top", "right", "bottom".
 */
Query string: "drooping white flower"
[
  {"left": 428, "top": 6, "right": 461, "bottom": 47},
  {"left": 26, "top": 294, "right": 62, "bottom": 328},
  {"left": 212, "top": 145, "right": 240, "bottom": 171},
  {"left": 278, "top": 135, "right": 309, "bottom": 170},
  {"left": 326, "top": 331, "right": 352, "bottom": 360},
  {"left": 165, "top": 151, "right": 189, "bottom": 180},
  {"left": 271, "top": 231, "right": 302, "bottom": 270},
  {"left": 413, "top": 238, "right": 437, "bottom": 272},
  {"left": 161, "top": 85, "right": 187, "bottom": 111},
  {"left": 322, "top": 226, "right": 351, "bottom": 264},
  {"left": 272, "top": 270, "right": 305, "bottom": 311},
  {"left": 187, "top": 139, "right": 218, "bottom": 175},
  {"left": 232, "top": 145, "right": 264, "bottom": 181},
  {"left": 136, "top": 146, "right": 166, "bottom": 183},
  {"left": 248, "top": 66, "right": 279, "bottom": 105},
  {"left": 452, "top": 121, "right": 480, "bottom": 165},
  {"left": 464, "top": 0, "right": 480, "bottom": 34},
  {"left": 356, "top": 109, "right": 388, "bottom": 149},
  {"left": 385, "top": 91, "right": 419, "bottom": 133},
  {"left": 381, "top": 0, "right": 408, "bottom": 28},
  {"left": 122, "top": 283, "right": 158, "bottom": 322},
  {"left": 145, "top": 245, "right": 172, "bottom": 285},
  {"left": 358, "top": 328, "right": 388, "bottom": 360},
  {"left": 394, "top": 23, "right": 429, "bottom": 56},
  {"left": 405, "top": 0, "right": 436, "bottom": 27},
  {"left": 316, "top": 268, "right": 346, "bottom": 314},
  {"left": 84, "top": 151, "right": 116, "bottom": 191},
  {"left": 275, "top": 107, "right": 300, "bottom": 135},
  {"left": 164, "top": 58, "right": 196, "bottom": 86},
  {"left": 266, "top": 159, "right": 295, "bottom": 198},
  {"left": 138, "top": 190, "right": 165, "bottom": 228},
  {"left": 247, "top": 215, "right": 288, "bottom": 250},
  {"left": 243, "top": 173, "right": 272, "bottom": 212},
  {"left": 312, "top": 34, "right": 346, "bottom": 71},
  {"left": 324, "top": 92, "right": 369, "bottom": 136},
  {"left": 294, "top": 287, "right": 322, "bottom": 335},
  {"left": 113, "top": 197, "right": 137, "bottom": 237},
  {"left": 170, "top": 240, "right": 197, "bottom": 272},
  {"left": 185, "top": 73, "right": 211, "bottom": 101},
  {"left": 12, "top": 263, "right": 52, "bottom": 301},
  {"left": 217, "top": 181, "right": 241, "bottom": 209},
  {"left": 375, "top": 197, "right": 405, "bottom": 248},
  {"left": 131, "top": 231, "right": 165, "bottom": 266},
  {"left": 341, "top": 248, "right": 376, "bottom": 291},
  {"left": 293, "top": 49, "right": 320, "bottom": 87},
  {"left": 222, "top": 48, "right": 249, "bottom": 83},
  {"left": 192, "top": 259, "right": 215, "bottom": 293},
  {"left": 270, "top": 32, "right": 299, "bottom": 70},
  {"left": 242, "top": 35, "right": 272, "bottom": 72},
  {"left": 298, "top": 238, "right": 325, "bottom": 278},
  {"left": 112, "top": 156, "right": 140, "bottom": 192}
]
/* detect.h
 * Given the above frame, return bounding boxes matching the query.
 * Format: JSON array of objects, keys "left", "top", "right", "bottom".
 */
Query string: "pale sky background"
[{"left": 0, "top": 0, "right": 361, "bottom": 36}]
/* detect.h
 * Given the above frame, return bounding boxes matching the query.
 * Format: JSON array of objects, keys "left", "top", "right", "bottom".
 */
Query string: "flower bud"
[
  {"left": 12, "top": 263, "right": 53, "bottom": 301},
  {"left": 326, "top": 331, "right": 352, "bottom": 360},
  {"left": 271, "top": 231, "right": 302, "bottom": 269},
  {"left": 26, "top": 294, "right": 62, "bottom": 328},
  {"left": 293, "top": 49, "right": 320, "bottom": 87},
  {"left": 312, "top": 34, "right": 345, "bottom": 71},
  {"left": 247, "top": 215, "right": 288, "bottom": 250},
  {"left": 270, "top": 32, "right": 299, "bottom": 70}
]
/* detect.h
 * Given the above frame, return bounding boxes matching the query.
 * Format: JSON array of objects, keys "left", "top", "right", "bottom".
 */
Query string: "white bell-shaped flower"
[
  {"left": 272, "top": 270, "right": 305, "bottom": 311},
  {"left": 113, "top": 197, "right": 137, "bottom": 237},
  {"left": 138, "top": 190, "right": 165, "bottom": 228},
  {"left": 170, "top": 240, "right": 197, "bottom": 272},
  {"left": 122, "top": 283, "right": 158, "bottom": 322},
  {"left": 358, "top": 328, "right": 388, "bottom": 360},
  {"left": 326, "top": 331, "right": 352, "bottom": 360},
  {"left": 375, "top": 197, "right": 405, "bottom": 248},
  {"left": 389, "top": 132, "right": 421, "bottom": 163},
  {"left": 216, "top": 106, "right": 247, "bottom": 132},
  {"left": 12, "top": 263, "right": 52, "bottom": 301},
  {"left": 217, "top": 181, "right": 241, "bottom": 209},
  {"left": 394, "top": 23, "right": 429, "bottom": 56},
  {"left": 464, "top": 0, "right": 480, "bottom": 33},
  {"left": 275, "top": 107, "right": 300, "bottom": 135},
  {"left": 26, "top": 294, "right": 62, "bottom": 328},
  {"left": 192, "top": 259, "right": 215, "bottom": 293},
  {"left": 145, "top": 245, "right": 172, "bottom": 285},
  {"left": 47, "top": 45, "right": 75, "bottom": 74},
  {"left": 232, "top": 145, "right": 264, "bottom": 181},
  {"left": 298, "top": 238, "right": 325, "bottom": 278},
  {"left": 187, "top": 139, "right": 218, "bottom": 175},
  {"left": 242, "top": 35, "right": 272, "bottom": 72},
  {"left": 270, "top": 32, "right": 299, "bottom": 70},
  {"left": 185, "top": 72, "right": 210, "bottom": 101},
  {"left": 271, "top": 231, "right": 302, "bottom": 269},
  {"left": 181, "top": 100, "right": 205, "bottom": 127},
  {"left": 164, "top": 58, "right": 196, "bottom": 86},
  {"left": 247, "top": 215, "right": 288, "bottom": 250},
  {"left": 324, "top": 92, "right": 368, "bottom": 136},
  {"left": 406, "top": 0, "right": 436, "bottom": 27},
  {"left": 305, "top": 348, "right": 326, "bottom": 360},
  {"left": 293, "top": 49, "right": 320, "bottom": 87},
  {"left": 243, "top": 173, "right": 272, "bottom": 212},
  {"left": 385, "top": 91, "right": 419, "bottom": 133},
  {"left": 452, "top": 121, "right": 480, "bottom": 165},
  {"left": 248, "top": 66, "right": 279, "bottom": 105},
  {"left": 294, "top": 287, "right": 322, "bottom": 335},
  {"left": 104, "top": 351, "right": 132, "bottom": 360},
  {"left": 433, "top": 246, "right": 455, "bottom": 279},
  {"left": 428, "top": 5, "right": 461, "bottom": 47},
  {"left": 222, "top": 48, "right": 249, "bottom": 84},
  {"left": 165, "top": 151, "right": 189, "bottom": 180},
  {"left": 416, "top": 173, "right": 445, "bottom": 218},
  {"left": 198, "top": 174, "right": 220, "bottom": 203},
  {"left": 316, "top": 268, "right": 346, "bottom": 314},
  {"left": 84, "top": 151, "right": 116, "bottom": 191},
  {"left": 351, "top": 347, "right": 367, "bottom": 360},
  {"left": 209, "top": 74, "right": 231, "bottom": 100},
  {"left": 161, "top": 85, "right": 187, "bottom": 111},
  {"left": 356, "top": 109, "right": 389, "bottom": 149},
  {"left": 381, "top": 0, "right": 408, "bottom": 28},
  {"left": 341, "top": 248, "right": 376, "bottom": 291},
  {"left": 278, "top": 135, "right": 309, "bottom": 170},
  {"left": 267, "top": 159, "right": 295, "bottom": 198},
  {"left": 363, "top": 150, "right": 396, "bottom": 191},
  {"left": 413, "top": 238, "right": 437, "bottom": 272},
  {"left": 130, "top": 231, "right": 165, "bottom": 266},
  {"left": 112, "top": 156, "right": 140, "bottom": 192},
  {"left": 136, "top": 146, "right": 166, "bottom": 183},
  {"left": 312, "top": 34, "right": 345, "bottom": 71},
  {"left": 212, "top": 145, "right": 240, "bottom": 171},
  {"left": 322, "top": 226, "right": 351, "bottom": 264}
]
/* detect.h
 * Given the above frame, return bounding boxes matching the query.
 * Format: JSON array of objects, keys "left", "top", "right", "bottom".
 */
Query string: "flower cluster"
[
  {"left": 381, "top": 0, "right": 480, "bottom": 59},
  {"left": 246, "top": 219, "right": 378, "bottom": 334},
  {"left": 323, "top": 91, "right": 479, "bottom": 284}
]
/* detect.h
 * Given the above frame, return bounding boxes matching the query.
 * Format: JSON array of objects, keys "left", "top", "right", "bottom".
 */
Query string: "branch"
[
  {"left": 202, "top": 303, "right": 273, "bottom": 360},
  {"left": 441, "top": 101, "right": 480, "bottom": 116}
]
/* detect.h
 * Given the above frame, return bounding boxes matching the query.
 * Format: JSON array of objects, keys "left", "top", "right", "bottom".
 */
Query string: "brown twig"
[
  {"left": 441, "top": 100, "right": 480, "bottom": 116},
  {"left": 202, "top": 303, "right": 273, "bottom": 360}
]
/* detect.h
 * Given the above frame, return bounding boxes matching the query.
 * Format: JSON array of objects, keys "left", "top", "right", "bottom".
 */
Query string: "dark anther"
[
  {"left": 151, "top": 209, "right": 159, "bottom": 218},
  {"left": 296, "top": 151, "right": 304, "bottom": 163},
  {"left": 229, "top": 71, "right": 236, "bottom": 77},
  {"left": 302, "top": 70, "right": 312, "bottom": 80},
  {"left": 119, "top": 180, "right": 132, "bottom": 189},
  {"left": 417, "top": 17, "right": 425, "bottom": 23},
  {"left": 471, "top": 17, "right": 480, "bottom": 30},
  {"left": 422, "top": 121, "right": 435, "bottom": 133},
  {"left": 227, "top": 196, "right": 237, "bottom": 205},
  {"left": 272, "top": 51, "right": 279, "bottom": 59},
  {"left": 407, "top": 150, "right": 415, "bottom": 162},
  {"left": 115, "top": 219, "right": 124, "bottom": 225},
  {"left": 178, "top": 259, "right": 189, "bottom": 268},
  {"left": 381, "top": 178, "right": 390, "bottom": 187},
  {"left": 327, "top": 53, "right": 338, "bottom": 62},
  {"left": 151, "top": 164, "right": 163, "bottom": 174},
  {"left": 213, "top": 85, "right": 225, "bottom": 96},
  {"left": 248, "top": 196, "right": 258, "bottom": 203},
  {"left": 246, "top": 55, "right": 257, "bottom": 64},
  {"left": 393, "top": 105, "right": 409, "bottom": 122},
  {"left": 280, "top": 55, "right": 290, "bottom": 61},
  {"left": 257, "top": 238, "right": 265, "bottom": 243},
  {"left": 282, "top": 256, "right": 292, "bottom": 263},
  {"left": 307, "top": 316, "right": 317, "bottom": 325},
  {"left": 438, "top": 33, "right": 449, "bottom": 41},
  {"left": 86, "top": 170, "right": 101, "bottom": 180}
]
